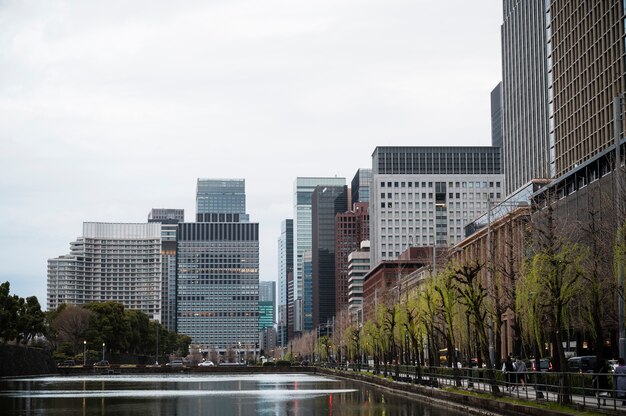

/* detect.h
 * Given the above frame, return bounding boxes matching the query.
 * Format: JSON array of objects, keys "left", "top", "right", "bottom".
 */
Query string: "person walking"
[
  {"left": 614, "top": 358, "right": 626, "bottom": 405},
  {"left": 502, "top": 355, "right": 515, "bottom": 390},
  {"left": 515, "top": 357, "right": 527, "bottom": 390},
  {"left": 593, "top": 358, "right": 610, "bottom": 405}
]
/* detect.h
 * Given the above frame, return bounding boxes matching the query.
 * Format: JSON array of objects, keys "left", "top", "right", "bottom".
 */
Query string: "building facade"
[
  {"left": 176, "top": 222, "right": 259, "bottom": 352},
  {"left": 347, "top": 240, "right": 371, "bottom": 325},
  {"left": 196, "top": 178, "right": 249, "bottom": 222},
  {"left": 501, "top": 0, "right": 553, "bottom": 195},
  {"left": 47, "top": 222, "right": 162, "bottom": 321},
  {"left": 259, "top": 280, "right": 276, "bottom": 330},
  {"left": 293, "top": 177, "right": 346, "bottom": 331},
  {"left": 351, "top": 168, "right": 372, "bottom": 204},
  {"left": 370, "top": 146, "right": 504, "bottom": 267},
  {"left": 277, "top": 219, "right": 293, "bottom": 346},
  {"left": 148, "top": 208, "right": 184, "bottom": 332},
  {"left": 335, "top": 202, "right": 369, "bottom": 313},
  {"left": 311, "top": 185, "right": 348, "bottom": 329}
]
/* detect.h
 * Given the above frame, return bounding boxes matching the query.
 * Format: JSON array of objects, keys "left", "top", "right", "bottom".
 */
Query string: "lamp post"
[
  {"left": 83, "top": 341, "right": 87, "bottom": 366},
  {"left": 102, "top": 343, "right": 105, "bottom": 362},
  {"left": 155, "top": 324, "right": 159, "bottom": 365}
]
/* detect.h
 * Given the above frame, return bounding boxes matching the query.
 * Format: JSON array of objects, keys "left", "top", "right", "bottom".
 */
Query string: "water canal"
[{"left": 0, "top": 373, "right": 470, "bottom": 415}]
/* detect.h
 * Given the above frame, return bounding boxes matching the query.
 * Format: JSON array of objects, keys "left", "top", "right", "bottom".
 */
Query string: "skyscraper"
[
  {"left": 550, "top": 0, "right": 626, "bottom": 175},
  {"left": 501, "top": 0, "right": 552, "bottom": 195},
  {"left": 351, "top": 168, "right": 372, "bottom": 204},
  {"left": 293, "top": 177, "right": 346, "bottom": 331},
  {"left": 311, "top": 185, "right": 348, "bottom": 329},
  {"left": 259, "top": 281, "right": 276, "bottom": 330},
  {"left": 196, "top": 178, "right": 249, "bottom": 222},
  {"left": 47, "top": 222, "right": 162, "bottom": 321},
  {"left": 176, "top": 178, "right": 259, "bottom": 353},
  {"left": 277, "top": 219, "right": 293, "bottom": 346},
  {"left": 370, "top": 146, "right": 503, "bottom": 267},
  {"left": 148, "top": 209, "right": 184, "bottom": 332},
  {"left": 335, "top": 202, "right": 369, "bottom": 313}
]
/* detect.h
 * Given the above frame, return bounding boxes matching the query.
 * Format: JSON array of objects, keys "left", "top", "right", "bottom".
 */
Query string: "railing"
[{"left": 334, "top": 363, "right": 625, "bottom": 411}]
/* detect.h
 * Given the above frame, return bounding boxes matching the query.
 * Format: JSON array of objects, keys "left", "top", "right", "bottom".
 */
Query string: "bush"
[
  {"left": 275, "top": 360, "right": 291, "bottom": 367},
  {"left": 262, "top": 361, "right": 275, "bottom": 367}
]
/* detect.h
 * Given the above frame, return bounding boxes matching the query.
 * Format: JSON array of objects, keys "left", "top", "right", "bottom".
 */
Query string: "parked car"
[
  {"left": 198, "top": 360, "right": 214, "bottom": 367},
  {"left": 568, "top": 355, "right": 596, "bottom": 373},
  {"left": 166, "top": 359, "right": 185, "bottom": 368},
  {"left": 58, "top": 359, "right": 76, "bottom": 367},
  {"left": 528, "top": 358, "right": 552, "bottom": 372},
  {"left": 93, "top": 360, "right": 110, "bottom": 368}
]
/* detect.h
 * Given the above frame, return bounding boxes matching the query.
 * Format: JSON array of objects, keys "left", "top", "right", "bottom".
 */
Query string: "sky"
[{"left": 0, "top": 0, "right": 502, "bottom": 307}]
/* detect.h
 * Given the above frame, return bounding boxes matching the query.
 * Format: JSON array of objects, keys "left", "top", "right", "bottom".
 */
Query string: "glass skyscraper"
[{"left": 176, "top": 178, "right": 259, "bottom": 354}]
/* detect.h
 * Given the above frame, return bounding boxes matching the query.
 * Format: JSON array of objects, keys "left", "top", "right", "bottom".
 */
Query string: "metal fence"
[{"left": 336, "top": 363, "right": 625, "bottom": 411}]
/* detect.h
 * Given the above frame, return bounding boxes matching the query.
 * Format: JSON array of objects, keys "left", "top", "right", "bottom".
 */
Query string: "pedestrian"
[
  {"left": 502, "top": 355, "right": 515, "bottom": 390},
  {"left": 515, "top": 357, "right": 527, "bottom": 389},
  {"left": 614, "top": 357, "right": 626, "bottom": 405},
  {"left": 593, "top": 358, "right": 610, "bottom": 404}
]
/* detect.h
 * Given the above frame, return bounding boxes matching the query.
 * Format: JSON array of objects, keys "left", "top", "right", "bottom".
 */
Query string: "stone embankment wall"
[{"left": 0, "top": 345, "right": 57, "bottom": 377}]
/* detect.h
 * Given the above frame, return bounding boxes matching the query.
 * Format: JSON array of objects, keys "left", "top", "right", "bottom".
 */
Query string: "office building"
[
  {"left": 177, "top": 178, "right": 259, "bottom": 352},
  {"left": 370, "top": 146, "right": 503, "bottom": 267},
  {"left": 259, "top": 280, "right": 276, "bottom": 330},
  {"left": 311, "top": 185, "right": 348, "bottom": 329},
  {"left": 148, "top": 209, "right": 183, "bottom": 332},
  {"left": 351, "top": 168, "right": 372, "bottom": 204},
  {"left": 277, "top": 219, "right": 293, "bottom": 346},
  {"left": 490, "top": 82, "right": 503, "bottom": 149},
  {"left": 550, "top": 1, "right": 626, "bottom": 175},
  {"left": 176, "top": 222, "right": 259, "bottom": 351},
  {"left": 196, "top": 178, "right": 249, "bottom": 223},
  {"left": 47, "top": 222, "right": 162, "bottom": 321},
  {"left": 501, "top": 0, "right": 553, "bottom": 195},
  {"left": 293, "top": 177, "right": 346, "bottom": 331},
  {"left": 347, "top": 240, "right": 370, "bottom": 325},
  {"left": 335, "top": 202, "right": 369, "bottom": 313}
]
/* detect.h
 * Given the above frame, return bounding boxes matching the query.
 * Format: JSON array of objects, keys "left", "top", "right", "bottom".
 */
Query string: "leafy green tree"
[
  {"left": 83, "top": 302, "right": 131, "bottom": 354},
  {"left": 17, "top": 296, "right": 46, "bottom": 345},
  {"left": 0, "top": 282, "right": 19, "bottom": 343}
]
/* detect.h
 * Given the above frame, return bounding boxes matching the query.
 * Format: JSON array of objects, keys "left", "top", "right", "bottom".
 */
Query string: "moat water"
[{"left": 0, "top": 373, "right": 467, "bottom": 415}]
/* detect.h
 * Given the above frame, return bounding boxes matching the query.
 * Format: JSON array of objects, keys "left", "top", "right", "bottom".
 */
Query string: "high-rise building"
[
  {"left": 347, "top": 240, "right": 370, "bottom": 325},
  {"left": 351, "top": 168, "right": 372, "bottom": 204},
  {"left": 550, "top": 0, "right": 626, "bottom": 176},
  {"left": 370, "top": 146, "right": 503, "bottom": 267},
  {"left": 501, "top": 0, "right": 552, "bottom": 195},
  {"left": 302, "top": 250, "right": 313, "bottom": 331},
  {"left": 277, "top": 219, "right": 293, "bottom": 346},
  {"left": 177, "top": 178, "right": 259, "bottom": 353},
  {"left": 335, "top": 202, "right": 369, "bottom": 313},
  {"left": 490, "top": 82, "right": 503, "bottom": 149},
  {"left": 148, "top": 209, "right": 184, "bottom": 332},
  {"left": 259, "top": 281, "right": 276, "bottom": 330},
  {"left": 293, "top": 177, "right": 346, "bottom": 331},
  {"left": 47, "top": 222, "right": 162, "bottom": 321},
  {"left": 176, "top": 222, "right": 259, "bottom": 352},
  {"left": 196, "top": 178, "right": 249, "bottom": 223},
  {"left": 311, "top": 185, "right": 348, "bottom": 329}
]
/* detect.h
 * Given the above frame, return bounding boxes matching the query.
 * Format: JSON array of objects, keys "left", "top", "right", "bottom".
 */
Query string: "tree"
[
  {"left": 452, "top": 261, "right": 500, "bottom": 394},
  {"left": 83, "top": 302, "right": 131, "bottom": 354},
  {"left": 50, "top": 304, "right": 92, "bottom": 353}
]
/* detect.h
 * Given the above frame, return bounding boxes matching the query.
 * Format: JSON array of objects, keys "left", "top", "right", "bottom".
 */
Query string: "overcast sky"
[{"left": 0, "top": 0, "right": 502, "bottom": 306}]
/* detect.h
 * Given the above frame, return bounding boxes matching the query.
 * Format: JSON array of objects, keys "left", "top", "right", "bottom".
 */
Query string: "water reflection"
[{"left": 0, "top": 373, "right": 464, "bottom": 415}]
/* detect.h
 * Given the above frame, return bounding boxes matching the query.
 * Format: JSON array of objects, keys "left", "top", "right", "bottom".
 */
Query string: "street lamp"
[
  {"left": 83, "top": 341, "right": 87, "bottom": 366},
  {"left": 102, "top": 343, "right": 105, "bottom": 362}
]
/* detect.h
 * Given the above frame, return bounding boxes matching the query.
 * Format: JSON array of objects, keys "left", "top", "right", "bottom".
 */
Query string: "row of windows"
[{"left": 380, "top": 181, "right": 501, "bottom": 188}]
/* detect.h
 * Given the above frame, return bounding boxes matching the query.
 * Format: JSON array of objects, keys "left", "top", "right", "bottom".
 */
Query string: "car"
[
  {"left": 58, "top": 359, "right": 76, "bottom": 367},
  {"left": 93, "top": 360, "right": 110, "bottom": 368},
  {"left": 166, "top": 359, "right": 185, "bottom": 367},
  {"left": 198, "top": 360, "right": 214, "bottom": 367},
  {"left": 568, "top": 355, "right": 596, "bottom": 373},
  {"left": 528, "top": 358, "right": 552, "bottom": 372}
]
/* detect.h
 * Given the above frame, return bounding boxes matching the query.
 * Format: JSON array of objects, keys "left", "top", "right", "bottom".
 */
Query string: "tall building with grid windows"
[
  {"left": 277, "top": 219, "right": 293, "bottom": 346},
  {"left": 47, "top": 222, "right": 162, "bottom": 321},
  {"left": 292, "top": 177, "right": 346, "bottom": 332},
  {"left": 176, "top": 178, "right": 259, "bottom": 353},
  {"left": 370, "top": 146, "right": 504, "bottom": 267},
  {"left": 501, "top": 0, "right": 553, "bottom": 195},
  {"left": 148, "top": 209, "right": 184, "bottom": 332}
]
